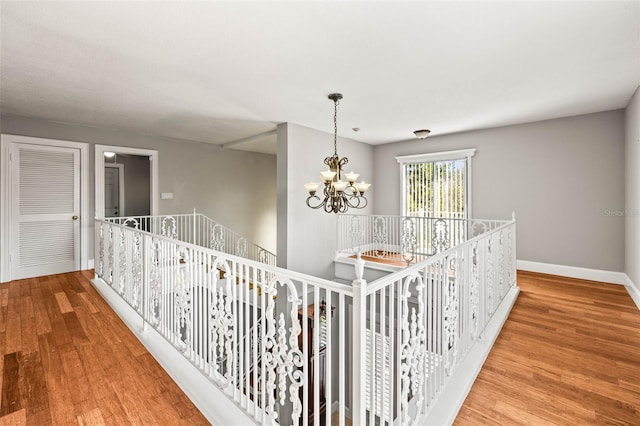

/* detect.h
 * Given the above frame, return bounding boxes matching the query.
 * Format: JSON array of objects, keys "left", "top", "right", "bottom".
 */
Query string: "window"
[{"left": 396, "top": 149, "right": 476, "bottom": 218}]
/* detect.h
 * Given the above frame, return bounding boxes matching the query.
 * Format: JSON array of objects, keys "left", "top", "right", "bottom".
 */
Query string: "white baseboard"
[
  {"left": 624, "top": 274, "right": 640, "bottom": 310},
  {"left": 90, "top": 277, "right": 256, "bottom": 426},
  {"left": 517, "top": 260, "right": 626, "bottom": 285},
  {"left": 517, "top": 260, "right": 640, "bottom": 312},
  {"left": 88, "top": 258, "right": 94, "bottom": 270}
]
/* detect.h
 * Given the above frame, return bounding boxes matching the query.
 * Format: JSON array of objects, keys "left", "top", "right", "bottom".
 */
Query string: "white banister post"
[
  {"left": 193, "top": 207, "right": 197, "bottom": 245},
  {"left": 512, "top": 211, "right": 517, "bottom": 288},
  {"left": 351, "top": 251, "right": 367, "bottom": 425}
]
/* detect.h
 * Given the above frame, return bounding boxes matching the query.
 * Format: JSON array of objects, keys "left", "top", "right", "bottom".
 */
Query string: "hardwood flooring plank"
[
  {"left": 455, "top": 271, "right": 640, "bottom": 425},
  {"left": 77, "top": 291, "right": 99, "bottom": 314},
  {"left": 0, "top": 407, "right": 26, "bottom": 426},
  {"left": 21, "top": 352, "right": 50, "bottom": 424},
  {"left": 61, "top": 311, "right": 88, "bottom": 343},
  {"left": 4, "top": 315, "right": 21, "bottom": 356},
  {"left": 53, "top": 292, "right": 73, "bottom": 314},
  {"left": 76, "top": 407, "right": 106, "bottom": 426},
  {"left": 0, "top": 353, "right": 21, "bottom": 417},
  {"left": 30, "top": 287, "right": 52, "bottom": 336},
  {"left": 0, "top": 289, "right": 9, "bottom": 308}
]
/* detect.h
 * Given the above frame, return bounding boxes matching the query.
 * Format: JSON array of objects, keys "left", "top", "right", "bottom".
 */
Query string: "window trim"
[{"left": 396, "top": 148, "right": 476, "bottom": 217}]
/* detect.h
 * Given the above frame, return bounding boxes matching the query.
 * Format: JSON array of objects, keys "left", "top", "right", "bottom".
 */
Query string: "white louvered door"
[{"left": 12, "top": 143, "right": 80, "bottom": 279}]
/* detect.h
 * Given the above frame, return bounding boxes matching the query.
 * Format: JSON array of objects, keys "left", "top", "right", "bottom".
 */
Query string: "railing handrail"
[
  {"left": 105, "top": 210, "right": 277, "bottom": 266},
  {"left": 339, "top": 212, "right": 511, "bottom": 225},
  {"left": 96, "top": 217, "right": 353, "bottom": 296},
  {"left": 336, "top": 213, "right": 512, "bottom": 267},
  {"left": 193, "top": 212, "right": 276, "bottom": 257},
  {"left": 365, "top": 217, "right": 515, "bottom": 294}
]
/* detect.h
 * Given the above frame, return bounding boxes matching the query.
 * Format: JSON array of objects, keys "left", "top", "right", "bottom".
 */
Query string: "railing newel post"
[{"left": 351, "top": 251, "right": 367, "bottom": 426}]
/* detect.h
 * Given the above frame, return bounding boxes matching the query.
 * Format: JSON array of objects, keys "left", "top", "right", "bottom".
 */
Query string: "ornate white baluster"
[
  {"left": 374, "top": 217, "right": 388, "bottom": 258},
  {"left": 486, "top": 236, "right": 494, "bottom": 315},
  {"left": 401, "top": 217, "right": 417, "bottom": 264},
  {"left": 148, "top": 239, "right": 162, "bottom": 327},
  {"left": 162, "top": 216, "right": 178, "bottom": 239},
  {"left": 107, "top": 224, "right": 114, "bottom": 285},
  {"left": 399, "top": 273, "right": 425, "bottom": 426},
  {"left": 432, "top": 219, "right": 450, "bottom": 254},
  {"left": 131, "top": 232, "right": 142, "bottom": 308},
  {"left": 174, "top": 246, "right": 191, "bottom": 354},
  {"left": 236, "top": 238, "right": 248, "bottom": 259},
  {"left": 350, "top": 215, "right": 362, "bottom": 252},
  {"left": 208, "top": 259, "right": 234, "bottom": 386},
  {"left": 470, "top": 242, "right": 480, "bottom": 339},
  {"left": 98, "top": 222, "right": 105, "bottom": 278},
  {"left": 210, "top": 224, "right": 225, "bottom": 252},
  {"left": 118, "top": 228, "right": 127, "bottom": 295},
  {"left": 262, "top": 277, "right": 304, "bottom": 425},
  {"left": 444, "top": 255, "right": 459, "bottom": 375}
]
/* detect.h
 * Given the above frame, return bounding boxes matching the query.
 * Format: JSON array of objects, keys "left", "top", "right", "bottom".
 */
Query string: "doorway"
[
  {"left": 0, "top": 134, "right": 90, "bottom": 282},
  {"left": 105, "top": 164, "right": 124, "bottom": 217},
  {"left": 94, "top": 145, "right": 158, "bottom": 219}
]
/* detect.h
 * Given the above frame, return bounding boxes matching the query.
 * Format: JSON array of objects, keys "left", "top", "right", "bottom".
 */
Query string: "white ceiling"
[{"left": 1, "top": 1, "right": 639, "bottom": 155}]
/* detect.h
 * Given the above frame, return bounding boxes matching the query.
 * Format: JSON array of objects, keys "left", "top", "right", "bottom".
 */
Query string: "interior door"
[
  {"left": 12, "top": 143, "right": 80, "bottom": 279},
  {"left": 104, "top": 166, "right": 120, "bottom": 217}
]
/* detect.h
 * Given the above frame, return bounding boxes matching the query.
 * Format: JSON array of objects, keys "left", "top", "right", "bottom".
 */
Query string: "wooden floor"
[
  {"left": 455, "top": 271, "right": 640, "bottom": 425},
  {"left": 0, "top": 271, "right": 209, "bottom": 425},
  {"left": 2, "top": 270, "right": 639, "bottom": 425}
]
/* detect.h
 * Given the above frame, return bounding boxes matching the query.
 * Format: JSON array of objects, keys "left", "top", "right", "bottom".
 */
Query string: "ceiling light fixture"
[
  {"left": 414, "top": 129, "right": 431, "bottom": 139},
  {"left": 304, "top": 93, "right": 370, "bottom": 213}
]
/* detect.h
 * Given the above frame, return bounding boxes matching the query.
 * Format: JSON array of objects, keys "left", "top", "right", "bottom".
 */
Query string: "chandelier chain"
[{"left": 333, "top": 97, "right": 339, "bottom": 156}]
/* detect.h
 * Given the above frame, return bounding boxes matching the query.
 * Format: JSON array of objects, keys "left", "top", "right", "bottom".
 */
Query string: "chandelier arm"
[
  {"left": 306, "top": 195, "right": 327, "bottom": 209},
  {"left": 343, "top": 195, "right": 362, "bottom": 209},
  {"left": 356, "top": 195, "right": 368, "bottom": 209}
]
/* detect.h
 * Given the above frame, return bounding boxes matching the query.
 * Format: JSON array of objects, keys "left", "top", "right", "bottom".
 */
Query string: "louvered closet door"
[{"left": 12, "top": 144, "right": 80, "bottom": 279}]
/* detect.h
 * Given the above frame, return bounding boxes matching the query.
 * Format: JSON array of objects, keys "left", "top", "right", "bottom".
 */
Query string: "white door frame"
[
  {"left": 104, "top": 163, "right": 125, "bottom": 217},
  {"left": 0, "top": 134, "right": 90, "bottom": 283},
  {"left": 94, "top": 144, "right": 158, "bottom": 219}
]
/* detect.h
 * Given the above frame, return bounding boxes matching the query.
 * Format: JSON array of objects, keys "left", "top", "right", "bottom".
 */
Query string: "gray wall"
[
  {"left": 625, "top": 86, "right": 640, "bottom": 289},
  {"left": 372, "top": 110, "right": 626, "bottom": 272},
  {"left": 1, "top": 114, "right": 278, "bottom": 259},
  {"left": 278, "top": 122, "right": 374, "bottom": 278}
]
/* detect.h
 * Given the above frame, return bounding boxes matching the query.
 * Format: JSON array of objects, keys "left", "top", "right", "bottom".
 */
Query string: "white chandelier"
[{"left": 304, "top": 93, "right": 370, "bottom": 213}]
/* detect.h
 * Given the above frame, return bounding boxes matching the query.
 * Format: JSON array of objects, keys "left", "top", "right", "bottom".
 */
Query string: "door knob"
[{"left": 72, "top": 215, "right": 79, "bottom": 220}]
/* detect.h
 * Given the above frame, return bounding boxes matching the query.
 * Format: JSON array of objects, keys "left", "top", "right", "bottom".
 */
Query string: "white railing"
[
  {"left": 106, "top": 210, "right": 276, "bottom": 267},
  {"left": 94, "top": 214, "right": 517, "bottom": 425},
  {"left": 350, "top": 215, "right": 517, "bottom": 425},
  {"left": 95, "top": 218, "right": 353, "bottom": 425},
  {"left": 337, "top": 214, "right": 508, "bottom": 265}
]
